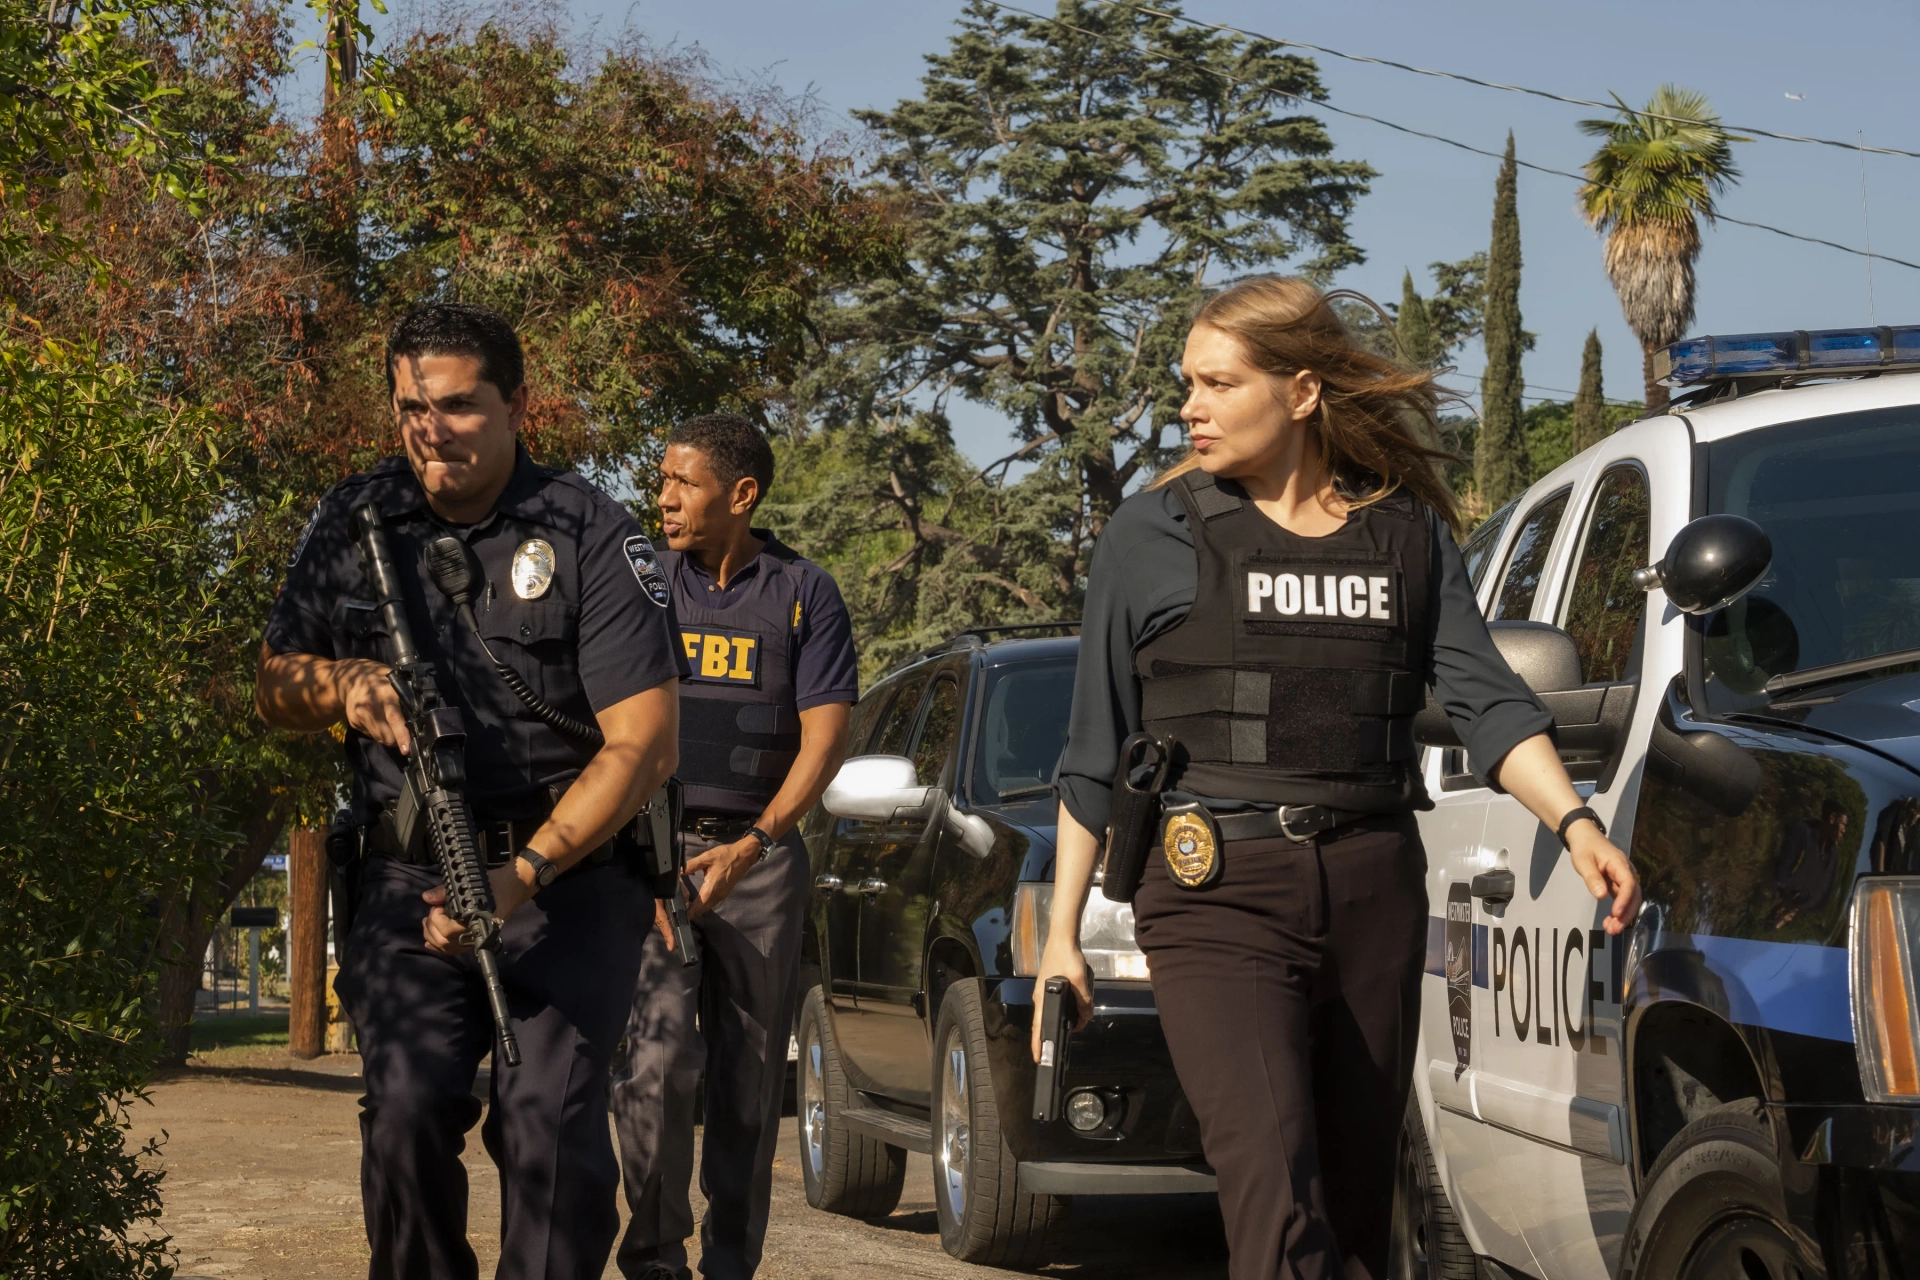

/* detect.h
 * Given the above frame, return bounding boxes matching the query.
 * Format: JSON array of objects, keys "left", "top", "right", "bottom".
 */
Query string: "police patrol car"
[{"left": 1397, "top": 327, "right": 1920, "bottom": 1279}]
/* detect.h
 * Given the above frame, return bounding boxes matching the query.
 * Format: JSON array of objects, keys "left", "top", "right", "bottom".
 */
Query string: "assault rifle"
[
  {"left": 351, "top": 502, "right": 522, "bottom": 1068},
  {"left": 419, "top": 534, "right": 697, "bottom": 968}
]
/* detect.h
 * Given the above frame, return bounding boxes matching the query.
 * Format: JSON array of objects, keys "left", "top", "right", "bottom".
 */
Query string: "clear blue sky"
[{"left": 306, "top": 0, "right": 1920, "bottom": 464}]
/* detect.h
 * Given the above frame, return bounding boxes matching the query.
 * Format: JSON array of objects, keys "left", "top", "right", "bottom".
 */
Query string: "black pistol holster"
[
  {"left": 620, "top": 778, "right": 698, "bottom": 966},
  {"left": 1099, "top": 731, "right": 1173, "bottom": 903}
]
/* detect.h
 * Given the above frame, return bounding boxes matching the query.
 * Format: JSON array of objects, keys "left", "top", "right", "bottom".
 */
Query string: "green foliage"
[
  {"left": 1577, "top": 85, "right": 1743, "bottom": 236},
  {"left": 360, "top": 22, "right": 899, "bottom": 477},
  {"left": 0, "top": 0, "right": 223, "bottom": 266},
  {"left": 1578, "top": 85, "right": 1744, "bottom": 406},
  {"left": 0, "top": 339, "right": 241, "bottom": 1278},
  {"left": 792, "top": 0, "right": 1371, "bottom": 653},
  {"left": 1521, "top": 394, "right": 1644, "bottom": 483},
  {"left": 1574, "top": 329, "right": 1608, "bottom": 454},
  {"left": 1396, "top": 270, "right": 1440, "bottom": 368},
  {"left": 1476, "top": 133, "right": 1528, "bottom": 508}
]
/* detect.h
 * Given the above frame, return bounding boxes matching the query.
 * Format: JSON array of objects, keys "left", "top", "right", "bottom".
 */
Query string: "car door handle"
[
  {"left": 814, "top": 874, "right": 843, "bottom": 892},
  {"left": 856, "top": 877, "right": 887, "bottom": 898},
  {"left": 1470, "top": 869, "right": 1516, "bottom": 906}
]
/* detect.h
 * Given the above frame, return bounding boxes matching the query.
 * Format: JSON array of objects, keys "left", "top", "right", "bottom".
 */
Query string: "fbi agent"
[
  {"left": 610, "top": 414, "right": 857, "bottom": 1280},
  {"left": 256, "top": 304, "right": 689, "bottom": 1280},
  {"left": 1040, "top": 278, "right": 1642, "bottom": 1280}
]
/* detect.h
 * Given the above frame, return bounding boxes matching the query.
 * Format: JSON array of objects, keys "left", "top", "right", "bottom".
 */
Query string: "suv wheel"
[
  {"left": 1388, "top": 1092, "right": 1474, "bottom": 1280},
  {"left": 931, "top": 978, "right": 1063, "bottom": 1265},
  {"left": 795, "top": 985, "right": 906, "bottom": 1216},
  {"left": 1620, "top": 1099, "right": 1816, "bottom": 1280}
]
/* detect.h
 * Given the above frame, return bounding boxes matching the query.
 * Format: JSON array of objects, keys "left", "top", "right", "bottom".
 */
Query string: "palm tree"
[{"left": 1578, "top": 86, "right": 1744, "bottom": 411}]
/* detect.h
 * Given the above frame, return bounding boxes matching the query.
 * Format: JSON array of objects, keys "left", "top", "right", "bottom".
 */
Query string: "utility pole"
[{"left": 288, "top": 829, "right": 329, "bottom": 1058}]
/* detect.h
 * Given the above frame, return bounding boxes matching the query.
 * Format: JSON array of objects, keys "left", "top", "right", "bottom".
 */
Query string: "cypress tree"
[
  {"left": 1397, "top": 269, "right": 1441, "bottom": 368},
  {"left": 1573, "top": 328, "right": 1607, "bottom": 453},
  {"left": 1476, "top": 133, "right": 1529, "bottom": 506}
]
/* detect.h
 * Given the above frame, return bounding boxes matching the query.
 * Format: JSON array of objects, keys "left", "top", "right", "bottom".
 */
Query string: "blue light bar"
[{"left": 1655, "top": 326, "right": 1920, "bottom": 386}]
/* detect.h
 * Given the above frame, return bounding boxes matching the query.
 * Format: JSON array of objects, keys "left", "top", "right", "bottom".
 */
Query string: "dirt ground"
[{"left": 144, "top": 1044, "right": 1228, "bottom": 1279}]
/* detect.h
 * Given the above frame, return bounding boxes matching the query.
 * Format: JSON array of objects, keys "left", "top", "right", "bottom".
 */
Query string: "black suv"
[{"left": 792, "top": 628, "right": 1211, "bottom": 1267}]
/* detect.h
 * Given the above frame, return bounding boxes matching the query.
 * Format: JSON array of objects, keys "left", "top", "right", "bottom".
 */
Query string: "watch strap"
[
  {"left": 516, "top": 846, "right": 557, "bottom": 888},
  {"left": 746, "top": 826, "right": 774, "bottom": 862},
  {"left": 1556, "top": 806, "right": 1605, "bottom": 850}
]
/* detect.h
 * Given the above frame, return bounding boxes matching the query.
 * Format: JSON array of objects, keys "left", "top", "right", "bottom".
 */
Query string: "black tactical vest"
[
  {"left": 663, "top": 536, "right": 806, "bottom": 815},
  {"left": 1135, "top": 470, "right": 1433, "bottom": 812}
]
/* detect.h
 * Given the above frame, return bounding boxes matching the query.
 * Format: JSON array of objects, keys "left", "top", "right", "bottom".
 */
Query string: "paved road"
[{"left": 144, "top": 1050, "right": 1229, "bottom": 1279}]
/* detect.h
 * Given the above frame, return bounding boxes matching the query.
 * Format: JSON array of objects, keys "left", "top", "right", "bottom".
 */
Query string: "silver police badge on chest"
[{"left": 511, "top": 539, "right": 556, "bottom": 600}]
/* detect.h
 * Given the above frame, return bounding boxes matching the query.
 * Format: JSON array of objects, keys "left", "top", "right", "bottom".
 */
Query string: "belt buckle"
[{"left": 1277, "top": 806, "right": 1318, "bottom": 845}]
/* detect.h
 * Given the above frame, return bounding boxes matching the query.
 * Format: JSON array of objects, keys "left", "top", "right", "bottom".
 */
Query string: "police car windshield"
[
  {"left": 1703, "top": 407, "right": 1920, "bottom": 710},
  {"left": 970, "top": 657, "right": 1076, "bottom": 805}
]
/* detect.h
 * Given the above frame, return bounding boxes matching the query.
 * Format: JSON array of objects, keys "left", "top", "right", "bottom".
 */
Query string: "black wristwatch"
[
  {"left": 746, "top": 826, "right": 775, "bottom": 863},
  {"left": 1555, "top": 806, "right": 1606, "bottom": 850},
  {"left": 515, "top": 846, "right": 558, "bottom": 889}
]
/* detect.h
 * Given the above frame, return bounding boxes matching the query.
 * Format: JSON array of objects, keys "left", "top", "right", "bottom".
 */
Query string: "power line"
[
  {"left": 1102, "top": 1, "right": 1920, "bottom": 161},
  {"left": 976, "top": 0, "right": 1920, "bottom": 272}
]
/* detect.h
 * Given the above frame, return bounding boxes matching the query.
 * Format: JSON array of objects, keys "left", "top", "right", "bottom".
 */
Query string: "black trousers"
[
  {"left": 335, "top": 855, "right": 649, "bottom": 1280},
  {"left": 1132, "top": 814, "right": 1427, "bottom": 1280},
  {"left": 609, "top": 829, "right": 811, "bottom": 1280}
]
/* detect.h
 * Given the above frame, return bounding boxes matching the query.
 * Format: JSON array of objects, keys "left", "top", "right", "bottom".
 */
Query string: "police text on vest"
[{"left": 1245, "top": 571, "right": 1393, "bottom": 623}]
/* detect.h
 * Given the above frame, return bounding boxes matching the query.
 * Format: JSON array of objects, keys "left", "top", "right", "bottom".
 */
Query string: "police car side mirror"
[
  {"left": 824, "top": 755, "right": 938, "bottom": 824},
  {"left": 1414, "top": 622, "right": 1584, "bottom": 747},
  {"left": 1631, "top": 514, "right": 1772, "bottom": 615}
]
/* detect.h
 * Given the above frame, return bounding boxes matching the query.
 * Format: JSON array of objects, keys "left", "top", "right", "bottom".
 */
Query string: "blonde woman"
[{"left": 1037, "top": 278, "right": 1639, "bottom": 1279}]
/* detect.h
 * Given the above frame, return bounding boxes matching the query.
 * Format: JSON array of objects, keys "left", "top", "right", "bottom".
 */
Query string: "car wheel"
[
  {"left": 795, "top": 985, "right": 906, "bottom": 1217},
  {"left": 931, "top": 978, "right": 1063, "bottom": 1266},
  {"left": 1388, "top": 1092, "right": 1475, "bottom": 1280},
  {"left": 1620, "top": 1099, "right": 1818, "bottom": 1280}
]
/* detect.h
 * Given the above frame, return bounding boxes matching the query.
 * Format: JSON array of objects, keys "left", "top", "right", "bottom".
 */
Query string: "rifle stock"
[{"left": 351, "top": 502, "right": 522, "bottom": 1068}]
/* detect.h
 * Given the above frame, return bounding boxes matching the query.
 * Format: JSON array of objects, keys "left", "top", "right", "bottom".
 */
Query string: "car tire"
[
  {"left": 795, "top": 985, "right": 906, "bottom": 1217},
  {"left": 1620, "top": 1098, "right": 1818, "bottom": 1280},
  {"left": 1389, "top": 1091, "right": 1475, "bottom": 1280},
  {"left": 931, "top": 978, "right": 1064, "bottom": 1266}
]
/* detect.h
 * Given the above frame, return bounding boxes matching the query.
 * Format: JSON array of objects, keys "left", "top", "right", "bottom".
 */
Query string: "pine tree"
[
  {"left": 1397, "top": 269, "right": 1441, "bottom": 368},
  {"left": 1573, "top": 329, "right": 1607, "bottom": 453},
  {"left": 1476, "top": 133, "right": 1530, "bottom": 506}
]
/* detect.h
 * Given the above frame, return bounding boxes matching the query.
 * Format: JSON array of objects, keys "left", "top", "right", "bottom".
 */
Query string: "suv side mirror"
[
  {"left": 1631, "top": 514, "right": 1771, "bottom": 615},
  {"left": 1414, "top": 621, "right": 1636, "bottom": 786},
  {"left": 1415, "top": 621, "right": 1583, "bottom": 746},
  {"left": 823, "top": 755, "right": 938, "bottom": 824}
]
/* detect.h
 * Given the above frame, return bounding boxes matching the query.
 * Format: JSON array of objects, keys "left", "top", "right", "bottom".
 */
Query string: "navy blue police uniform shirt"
[
  {"left": 264, "top": 446, "right": 692, "bottom": 823},
  {"left": 673, "top": 532, "right": 859, "bottom": 712},
  {"left": 1055, "top": 485, "right": 1551, "bottom": 836}
]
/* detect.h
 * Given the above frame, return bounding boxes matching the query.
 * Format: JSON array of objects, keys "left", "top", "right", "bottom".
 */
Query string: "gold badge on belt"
[{"left": 1162, "top": 804, "right": 1223, "bottom": 890}]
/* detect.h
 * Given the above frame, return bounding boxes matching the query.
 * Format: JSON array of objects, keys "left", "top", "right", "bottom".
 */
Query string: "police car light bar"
[{"left": 1654, "top": 325, "right": 1920, "bottom": 387}]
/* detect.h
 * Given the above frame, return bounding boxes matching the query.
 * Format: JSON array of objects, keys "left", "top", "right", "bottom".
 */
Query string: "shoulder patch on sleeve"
[
  {"left": 623, "top": 535, "right": 672, "bottom": 607},
  {"left": 289, "top": 502, "right": 324, "bottom": 568}
]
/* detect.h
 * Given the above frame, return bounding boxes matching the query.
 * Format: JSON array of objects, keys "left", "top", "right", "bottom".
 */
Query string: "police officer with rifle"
[
  {"left": 1041, "top": 279, "right": 1642, "bottom": 1280},
  {"left": 256, "top": 303, "right": 689, "bottom": 1280}
]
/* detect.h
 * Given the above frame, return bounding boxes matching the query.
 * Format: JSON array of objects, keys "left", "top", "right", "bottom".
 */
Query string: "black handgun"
[
  {"left": 351, "top": 502, "right": 522, "bottom": 1068},
  {"left": 1032, "top": 976, "right": 1078, "bottom": 1122}
]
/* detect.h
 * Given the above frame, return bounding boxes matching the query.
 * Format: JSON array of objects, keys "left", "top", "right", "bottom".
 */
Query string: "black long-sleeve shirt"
[{"left": 1055, "top": 485, "right": 1552, "bottom": 836}]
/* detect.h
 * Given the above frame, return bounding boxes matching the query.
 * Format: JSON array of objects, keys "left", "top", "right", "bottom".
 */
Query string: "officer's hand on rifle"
[
  {"left": 334, "top": 657, "right": 413, "bottom": 755},
  {"left": 684, "top": 836, "right": 761, "bottom": 920},
  {"left": 421, "top": 863, "right": 538, "bottom": 957}
]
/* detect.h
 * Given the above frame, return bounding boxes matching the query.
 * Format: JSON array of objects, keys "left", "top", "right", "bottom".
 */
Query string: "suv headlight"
[
  {"left": 1010, "top": 881, "right": 1150, "bottom": 981},
  {"left": 1851, "top": 878, "right": 1920, "bottom": 1101}
]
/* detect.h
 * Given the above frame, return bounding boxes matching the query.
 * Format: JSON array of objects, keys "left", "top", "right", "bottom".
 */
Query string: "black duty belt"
[
  {"left": 682, "top": 812, "right": 756, "bottom": 842},
  {"left": 1216, "top": 805, "right": 1366, "bottom": 845}
]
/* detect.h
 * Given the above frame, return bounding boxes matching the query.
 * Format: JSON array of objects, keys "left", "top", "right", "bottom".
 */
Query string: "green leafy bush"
[{"left": 0, "top": 340, "right": 237, "bottom": 1277}]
